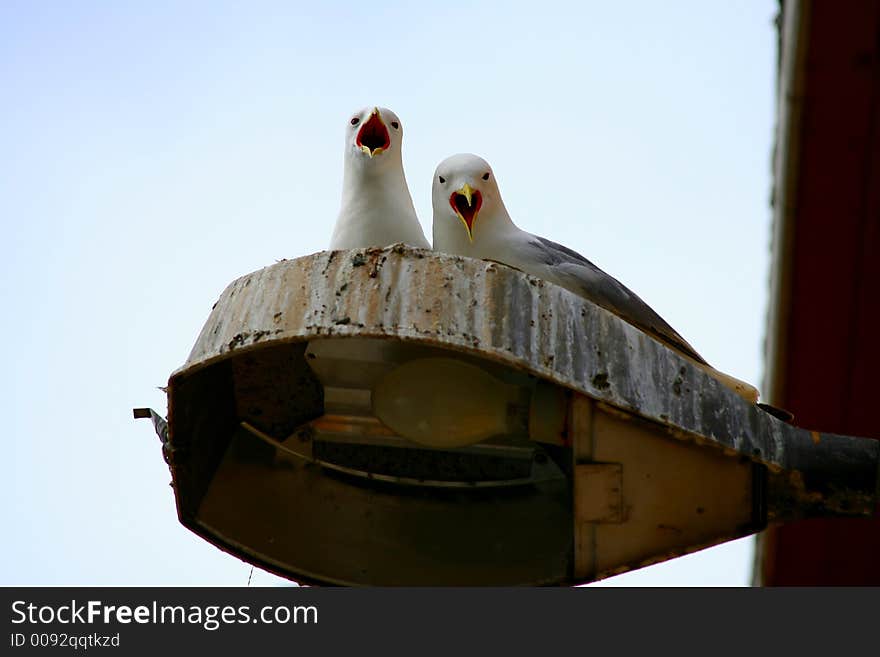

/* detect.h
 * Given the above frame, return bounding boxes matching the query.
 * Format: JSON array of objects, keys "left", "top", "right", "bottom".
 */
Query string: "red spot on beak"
[{"left": 356, "top": 111, "right": 391, "bottom": 155}]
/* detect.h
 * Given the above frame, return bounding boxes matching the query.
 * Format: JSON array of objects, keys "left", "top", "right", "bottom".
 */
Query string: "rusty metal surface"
[
  {"left": 171, "top": 245, "right": 879, "bottom": 512},
  {"left": 574, "top": 463, "right": 623, "bottom": 524}
]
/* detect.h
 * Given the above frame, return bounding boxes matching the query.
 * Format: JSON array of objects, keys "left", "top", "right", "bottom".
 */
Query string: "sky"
[{"left": 1, "top": 0, "right": 777, "bottom": 586}]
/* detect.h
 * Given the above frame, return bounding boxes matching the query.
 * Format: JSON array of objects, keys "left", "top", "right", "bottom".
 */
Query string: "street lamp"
[{"left": 136, "top": 245, "right": 879, "bottom": 585}]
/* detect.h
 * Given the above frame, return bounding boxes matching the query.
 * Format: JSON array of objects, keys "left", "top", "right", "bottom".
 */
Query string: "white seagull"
[
  {"left": 329, "top": 106, "right": 429, "bottom": 249},
  {"left": 431, "top": 153, "right": 760, "bottom": 404}
]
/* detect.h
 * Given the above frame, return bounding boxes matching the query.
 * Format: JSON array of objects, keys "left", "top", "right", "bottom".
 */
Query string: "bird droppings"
[{"left": 592, "top": 372, "right": 610, "bottom": 390}]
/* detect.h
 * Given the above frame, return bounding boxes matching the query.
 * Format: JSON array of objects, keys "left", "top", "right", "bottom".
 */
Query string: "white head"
[
  {"left": 344, "top": 106, "right": 405, "bottom": 172},
  {"left": 432, "top": 153, "right": 511, "bottom": 247}
]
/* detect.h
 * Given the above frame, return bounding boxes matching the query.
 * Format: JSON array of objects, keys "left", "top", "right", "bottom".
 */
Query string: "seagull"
[
  {"left": 329, "top": 106, "right": 430, "bottom": 249},
  {"left": 431, "top": 153, "right": 760, "bottom": 404}
]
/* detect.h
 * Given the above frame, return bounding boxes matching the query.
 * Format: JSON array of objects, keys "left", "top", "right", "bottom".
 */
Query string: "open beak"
[
  {"left": 356, "top": 108, "right": 391, "bottom": 158},
  {"left": 449, "top": 183, "right": 482, "bottom": 241}
]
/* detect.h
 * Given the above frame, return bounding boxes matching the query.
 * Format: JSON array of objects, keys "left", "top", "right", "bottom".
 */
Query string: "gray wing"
[{"left": 529, "top": 236, "right": 708, "bottom": 365}]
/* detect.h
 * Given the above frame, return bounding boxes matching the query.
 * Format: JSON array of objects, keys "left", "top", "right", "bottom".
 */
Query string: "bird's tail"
[{"left": 690, "top": 359, "right": 760, "bottom": 404}]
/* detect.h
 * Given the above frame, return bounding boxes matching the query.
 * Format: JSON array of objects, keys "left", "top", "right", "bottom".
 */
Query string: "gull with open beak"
[
  {"left": 329, "top": 106, "right": 429, "bottom": 249},
  {"left": 432, "top": 153, "right": 762, "bottom": 404}
]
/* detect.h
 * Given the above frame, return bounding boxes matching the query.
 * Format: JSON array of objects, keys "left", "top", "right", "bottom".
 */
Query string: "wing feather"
[{"left": 528, "top": 236, "right": 708, "bottom": 365}]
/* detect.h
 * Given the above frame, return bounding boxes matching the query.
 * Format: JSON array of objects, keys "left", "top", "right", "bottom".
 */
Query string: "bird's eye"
[
  {"left": 350, "top": 117, "right": 360, "bottom": 126},
  {"left": 390, "top": 121, "right": 399, "bottom": 129},
  {"left": 438, "top": 176, "right": 446, "bottom": 184},
  {"left": 482, "top": 172, "right": 490, "bottom": 180}
]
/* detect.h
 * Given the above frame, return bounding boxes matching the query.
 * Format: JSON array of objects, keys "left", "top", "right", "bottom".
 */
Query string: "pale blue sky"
[{"left": 1, "top": 1, "right": 776, "bottom": 585}]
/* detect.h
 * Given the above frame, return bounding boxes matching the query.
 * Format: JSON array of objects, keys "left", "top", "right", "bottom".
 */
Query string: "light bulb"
[{"left": 372, "top": 357, "right": 528, "bottom": 448}]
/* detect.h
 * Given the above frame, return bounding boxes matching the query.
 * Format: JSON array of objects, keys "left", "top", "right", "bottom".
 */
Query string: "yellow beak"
[
  {"left": 459, "top": 183, "right": 474, "bottom": 208},
  {"left": 454, "top": 183, "right": 477, "bottom": 242}
]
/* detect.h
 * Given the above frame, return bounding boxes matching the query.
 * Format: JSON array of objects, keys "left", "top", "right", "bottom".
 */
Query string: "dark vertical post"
[{"left": 758, "top": 0, "right": 880, "bottom": 585}]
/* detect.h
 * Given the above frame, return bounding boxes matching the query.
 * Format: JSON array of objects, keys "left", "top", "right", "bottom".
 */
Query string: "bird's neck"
[
  {"left": 478, "top": 203, "right": 518, "bottom": 237},
  {"left": 437, "top": 205, "right": 521, "bottom": 258},
  {"left": 341, "top": 155, "right": 408, "bottom": 202}
]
